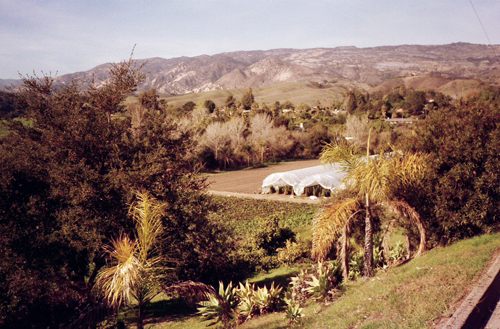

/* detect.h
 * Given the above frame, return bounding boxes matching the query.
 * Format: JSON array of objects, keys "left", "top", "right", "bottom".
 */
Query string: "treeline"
[{"left": 121, "top": 85, "right": 452, "bottom": 171}]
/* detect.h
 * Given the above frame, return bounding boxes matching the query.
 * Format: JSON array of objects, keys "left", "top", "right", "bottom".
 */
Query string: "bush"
[
  {"left": 277, "top": 239, "right": 309, "bottom": 266},
  {"left": 404, "top": 90, "right": 500, "bottom": 245}
]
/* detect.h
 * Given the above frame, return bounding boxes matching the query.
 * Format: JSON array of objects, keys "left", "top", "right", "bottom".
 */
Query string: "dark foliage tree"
[
  {"left": 225, "top": 95, "right": 236, "bottom": 109},
  {"left": 182, "top": 101, "right": 196, "bottom": 112},
  {"left": 203, "top": 99, "right": 216, "bottom": 113},
  {"left": 138, "top": 88, "right": 160, "bottom": 111},
  {"left": 241, "top": 88, "right": 254, "bottom": 111},
  {"left": 0, "top": 57, "right": 236, "bottom": 328},
  {"left": 403, "top": 86, "right": 500, "bottom": 245},
  {"left": 404, "top": 90, "right": 427, "bottom": 115},
  {"left": 0, "top": 91, "right": 20, "bottom": 118},
  {"left": 0, "top": 60, "right": 142, "bottom": 328}
]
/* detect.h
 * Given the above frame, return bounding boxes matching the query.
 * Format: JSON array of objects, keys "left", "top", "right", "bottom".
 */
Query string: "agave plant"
[
  {"left": 284, "top": 302, "right": 303, "bottom": 325},
  {"left": 304, "top": 262, "right": 340, "bottom": 301},
  {"left": 253, "top": 282, "right": 283, "bottom": 314},
  {"left": 348, "top": 250, "right": 365, "bottom": 280},
  {"left": 390, "top": 240, "right": 407, "bottom": 263},
  {"left": 198, "top": 281, "right": 238, "bottom": 328},
  {"left": 288, "top": 270, "right": 310, "bottom": 306},
  {"left": 236, "top": 280, "right": 256, "bottom": 320},
  {"left": 284, "top": 289, "right": 303, "bottom": 325}
]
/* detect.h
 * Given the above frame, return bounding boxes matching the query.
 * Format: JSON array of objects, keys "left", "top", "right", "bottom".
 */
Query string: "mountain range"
[{"left": 2, "top": 43, "right": 499, "bottom": 95}]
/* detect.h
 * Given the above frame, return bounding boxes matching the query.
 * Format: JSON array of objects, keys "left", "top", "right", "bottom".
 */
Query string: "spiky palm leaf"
[
  {"left": 385, "top": 200, "right": 426, "bottom": 257},
  {"left": 312, "top": 198, "right": 360, "bottom": 262},
  {"left": 350, "top": 155, "right": 391, "bottom": 203},
  {"left": 96, "top": 235, "right": 139, "bottom": 308},
  {"left": 320, "top": 140, "right": 363, "bottom": 173},
  {"left": 131, "top": 192, "right": 165, "bottom": 263}
]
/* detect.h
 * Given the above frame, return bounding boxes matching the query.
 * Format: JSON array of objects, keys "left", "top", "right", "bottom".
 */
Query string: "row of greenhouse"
[{"left": 261, "top": 163, "right": 347, "bottom": 197}]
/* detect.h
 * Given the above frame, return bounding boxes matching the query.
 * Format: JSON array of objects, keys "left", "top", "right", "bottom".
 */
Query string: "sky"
[{"left": 1, "top": 0, "right": 500, "bottom": 79}]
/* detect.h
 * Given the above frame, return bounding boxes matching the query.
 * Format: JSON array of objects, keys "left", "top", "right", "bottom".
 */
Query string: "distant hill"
[{"left": 2, "top": 43, "right": 499, "bottom": 97}]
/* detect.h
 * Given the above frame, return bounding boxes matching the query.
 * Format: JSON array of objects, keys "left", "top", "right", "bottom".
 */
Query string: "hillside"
[{"left": 2, "top": 43, "right": 499, "bottom": 95}]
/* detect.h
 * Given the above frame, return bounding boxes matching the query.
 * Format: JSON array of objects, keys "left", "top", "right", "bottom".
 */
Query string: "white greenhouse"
[{"left": 261, "top": 164, "right": 347, "bottom": 196}]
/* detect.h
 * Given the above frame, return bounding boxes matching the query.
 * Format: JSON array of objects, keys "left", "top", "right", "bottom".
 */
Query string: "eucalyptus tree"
[{"left": 312, "top": 139, "right": 427, "bottom": 278}]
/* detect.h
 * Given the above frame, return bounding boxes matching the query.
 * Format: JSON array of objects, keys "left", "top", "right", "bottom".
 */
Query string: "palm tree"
[
  {"left": 312, "top": 138, "right": 428, "bottom": 278},
  {"left": 94, "top": 191, "right": 166, "bottom": 329}
]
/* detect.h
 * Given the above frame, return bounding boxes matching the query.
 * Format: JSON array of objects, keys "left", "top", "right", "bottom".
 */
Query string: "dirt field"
[{"left": 205, "top": 159, "right": 323, "bottom": 204}]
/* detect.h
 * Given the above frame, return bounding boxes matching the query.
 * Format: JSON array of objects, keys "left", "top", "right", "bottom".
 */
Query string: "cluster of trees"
[
  {"left": 122, "top": 84, "right": 450, "bottom": 172},
  {"left": 339, "top": 86, "right": 451, "bottom": 119},
  {"left": 124, "top": 89, "right": 339, "bottom": 170}
]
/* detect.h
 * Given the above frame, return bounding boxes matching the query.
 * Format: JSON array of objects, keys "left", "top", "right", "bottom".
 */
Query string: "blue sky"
[{"left": 1, "top": 0, "right": 499, "bottom": 79}]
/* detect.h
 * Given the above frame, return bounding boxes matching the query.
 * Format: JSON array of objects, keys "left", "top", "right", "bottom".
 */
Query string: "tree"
[
  {"left": 0, "top": 55, "right": 236, "bottom": 327},
  {"left": 201, "top": 121, "right": 231, "bottom": 166},
  {"left": 404, "top": 90, "right": 427, "bottom": 115},
  {"left": 312, "top": 139, "right": 427, "bottom": 278},
  {"left": 248, "top": 113, "right": 293, "bottom": 163},
  {"left": 405, "top": 89, "right": 500, "bottom": 244},
  {"left": 343, "top": 114, "right": 369, "bottom": 148},
  {"left": 225, "top": 95, "right": 236, "bottom": 109},
  {"left": 0, "top": 57, "right": 144, "bottom": 328},
  {"left": 203, "top": 99, "right": 216, "bottom": 113},
  {"left": 95, "top": 192, "right": 166, "bottom": 329},
  {"left": 182, "top": 101, "right": 196, "bottom": 112},
  {"left": 241, "top": 88, "right": 255, "bottom": 110},
  {"left": 138, "top": 88, "right": 160, "bottom": 111}
]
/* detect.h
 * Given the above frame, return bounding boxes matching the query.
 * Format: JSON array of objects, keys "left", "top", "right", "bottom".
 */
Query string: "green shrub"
[
  {"left": 348, "top": 251, "right": 364, "bottom": 280},
  {"left": 277, "top": 239, "right": 309, "bottom": 266},
  {"left": 283, "top": 291, "right": 303, "bottom": 325},
  {"left": 305, "top": 262, "right": 341, "bottom": 301},
  {"left": 253, "top": 282, "right": 283, "bottom": 315}
]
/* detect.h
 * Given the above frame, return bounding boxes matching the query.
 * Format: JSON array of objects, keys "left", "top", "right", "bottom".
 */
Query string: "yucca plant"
[
  {"left": 348, "top": 250, "right": 364, "bottom": 280},
  {"left": 198, "top": 281, "right": 238, "bottom": 328},
  {"left": 288, "top": 270, "right": 310, "bottom": 306},
  {"left": 390, "top": 240, "right": 407, "bottom": 263},
  {"left": 94, "top": 192, "right": 167, "bottom": 329}
]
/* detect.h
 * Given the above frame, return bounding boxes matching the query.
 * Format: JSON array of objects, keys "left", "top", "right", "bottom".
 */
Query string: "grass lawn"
[{"left": 140, "top": 232, "right": 500, "bottom": 329}]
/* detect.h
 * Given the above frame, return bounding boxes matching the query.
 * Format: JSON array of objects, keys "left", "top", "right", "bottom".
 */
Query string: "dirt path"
[{"left": 205, "top": 159, "right": 324, "bottom": 204}]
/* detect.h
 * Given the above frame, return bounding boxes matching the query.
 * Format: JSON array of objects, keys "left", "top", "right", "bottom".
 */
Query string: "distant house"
[{"left": 385, "top": 118, "right": 418, "bottom": 124}]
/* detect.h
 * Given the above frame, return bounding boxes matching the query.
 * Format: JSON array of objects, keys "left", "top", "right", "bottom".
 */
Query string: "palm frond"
[
  {"left": 95, "top": 235, "right": 140, "bottom": 308},
  {"left": 131, "top": 191, "right": 165, "bottom": 263},
  {"left": 351, "top": 156, "right": 390, "bottom": 202},
  {"left": 389, "top": 152, "right": 428, "bottom": 191},
  {"left": 320, "top": 140, "right": 363, "bottom": 173},
  {"left": 163, "top": 280, "right": 217, "bottom": 306},
  {"left": 65, "top": 300, "right": 113, "bottom": 329},
  {"left": 312, "top": 198, "right": 361, "bottom": 261},
  {"left": 385, "top": 200, "right": 426, "bottom": 257}
]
